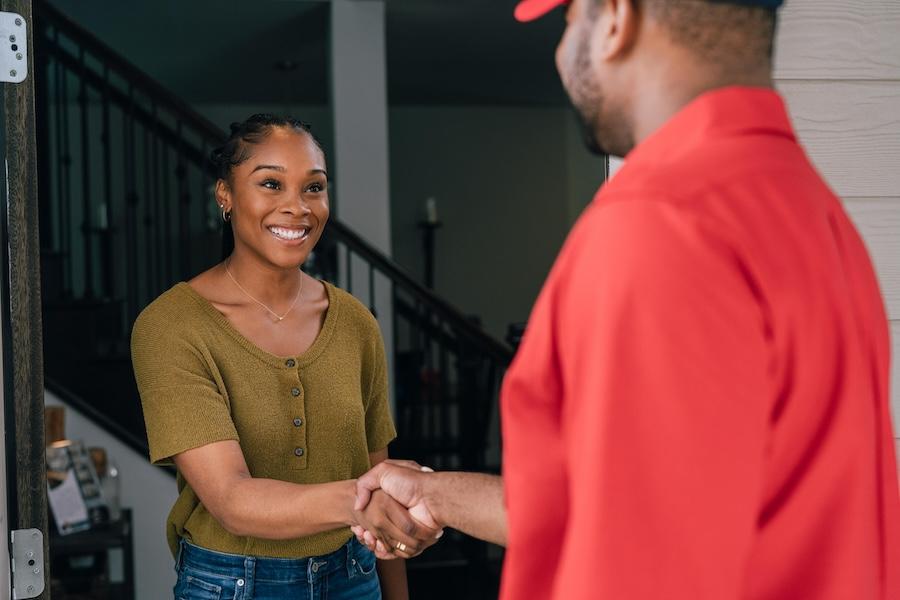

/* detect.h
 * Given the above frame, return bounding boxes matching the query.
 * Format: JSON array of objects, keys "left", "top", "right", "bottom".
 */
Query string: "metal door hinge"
[
  {"left": 0, "top": 11, "right": 28, "bottom": 84},
  {"left": 10, "top": 528, "right": 44, "bottom": 599}
]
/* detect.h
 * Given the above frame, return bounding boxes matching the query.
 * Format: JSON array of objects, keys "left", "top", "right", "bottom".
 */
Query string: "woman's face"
[{"left": 218, "top": 127, "right": 329, "bottom": 270}]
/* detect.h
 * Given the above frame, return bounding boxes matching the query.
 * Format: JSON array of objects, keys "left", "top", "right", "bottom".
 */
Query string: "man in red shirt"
[{"left": 355, "top": 0, "right": 900, "bottom": 597}]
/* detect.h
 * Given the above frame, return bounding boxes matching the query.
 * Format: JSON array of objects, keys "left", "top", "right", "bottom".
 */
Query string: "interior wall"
[
  {"left": 44, "top": 391, "right": 178, "bottom": 600},
  {"left": 388, "top": 105, "right": 604, "bottom": 341}
]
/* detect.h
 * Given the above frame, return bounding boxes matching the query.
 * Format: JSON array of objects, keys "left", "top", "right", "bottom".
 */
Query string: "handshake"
[
  {"left": 349, "top": 459, "right": 444, "bottom": 560},
  {"left": 348, "top": 460, "right": 506, "bottom": 559}
]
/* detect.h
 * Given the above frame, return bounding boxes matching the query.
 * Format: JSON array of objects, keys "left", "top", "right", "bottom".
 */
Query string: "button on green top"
[
  {"left": 291, "top": 387, "right": 301, "bottom": 397},
  {"left": 285, "top": 358, "right": 296, "bottom": 368}
]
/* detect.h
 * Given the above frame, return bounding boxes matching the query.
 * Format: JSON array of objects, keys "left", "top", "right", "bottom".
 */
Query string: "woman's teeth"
[{"left": 269, "top": 226, "right": 309, "bottom": 241}]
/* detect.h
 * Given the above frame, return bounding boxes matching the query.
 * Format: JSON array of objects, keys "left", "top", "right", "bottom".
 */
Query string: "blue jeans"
[{"left": 174, "top": 537, "right": 381, "bottom": 600}]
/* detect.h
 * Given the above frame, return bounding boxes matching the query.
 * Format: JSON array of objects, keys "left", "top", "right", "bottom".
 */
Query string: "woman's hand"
[
  {"left": 350, "top": 488, "right": 441, "bottom": 559},
  {"left": 351, "top": 459, "right": 444, "bottom": 558}
]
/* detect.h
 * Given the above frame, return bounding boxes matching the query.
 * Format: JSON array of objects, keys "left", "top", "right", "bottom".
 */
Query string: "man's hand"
[
  {"left": 355, "top": 463, "right": 507, "bottom": 549},
  {"left": 352, "top": 460, "right": 444, "bottom": 558},
  {"left": 350, "top": 486, "right": 441, "bottom": 560}
]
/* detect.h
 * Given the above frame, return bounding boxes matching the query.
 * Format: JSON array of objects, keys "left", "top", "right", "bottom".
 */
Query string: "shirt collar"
[{"left": 620, "top": 86, "right": 796, "bottom": 169}]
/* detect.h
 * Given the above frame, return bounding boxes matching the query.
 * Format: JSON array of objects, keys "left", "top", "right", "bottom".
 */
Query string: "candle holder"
[{"left": 418, "top": 220, "right": 442, "bottom": 289}]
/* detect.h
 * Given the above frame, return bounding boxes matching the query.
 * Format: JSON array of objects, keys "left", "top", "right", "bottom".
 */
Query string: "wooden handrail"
[{"left": 329, "top": 220, "right": 514, "bottom": 364}]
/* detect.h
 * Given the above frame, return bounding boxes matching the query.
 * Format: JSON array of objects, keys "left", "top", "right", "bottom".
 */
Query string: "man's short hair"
[{"left": 595, "top": 0, "right": 778, "bottom": 64}]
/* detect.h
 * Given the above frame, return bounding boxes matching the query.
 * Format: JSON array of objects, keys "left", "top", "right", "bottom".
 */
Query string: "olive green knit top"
[{"left": 131, "top": 281, "right": 396, "bottom": 559}]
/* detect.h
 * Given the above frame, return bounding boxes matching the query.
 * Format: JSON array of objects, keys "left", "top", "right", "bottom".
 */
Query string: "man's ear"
[{"left": 595, "top": 0, "right": 640, "bottom": 61}]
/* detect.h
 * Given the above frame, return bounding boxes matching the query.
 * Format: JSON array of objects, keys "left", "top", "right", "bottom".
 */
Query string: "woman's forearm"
[{"left": 219, "top": 477, "right": 357, "bottom": 539}]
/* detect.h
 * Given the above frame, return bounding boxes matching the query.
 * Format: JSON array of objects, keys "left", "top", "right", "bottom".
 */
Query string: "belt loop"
[
  {"left": 346, "top": 538, "right": 355, "bottom": 579},
  {"left": 308, "top": 558, "right": 328, "bottom": 584},
  {"left": 241, "top": 556, "right": 255, "bottom": 599},
  {"left": 174, "top": 538, "right": 185, "bottom": 573}
]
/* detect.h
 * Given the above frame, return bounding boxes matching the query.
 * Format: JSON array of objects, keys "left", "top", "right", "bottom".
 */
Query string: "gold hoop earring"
[{"left": 222, "top": 207, "right": 232, "bottom": 222}]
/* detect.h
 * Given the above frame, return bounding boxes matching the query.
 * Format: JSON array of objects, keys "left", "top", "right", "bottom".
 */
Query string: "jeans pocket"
[
  {"left": 175, "top": 569, "right": 224, "bottom": 600},
  {"left": 352, "top": 542, "right": 378, "bottom": 577}
]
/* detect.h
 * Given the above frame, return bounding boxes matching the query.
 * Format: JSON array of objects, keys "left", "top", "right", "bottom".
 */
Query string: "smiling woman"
[{"left": 130, "top": 114, "right": 435, "bottom": 600}]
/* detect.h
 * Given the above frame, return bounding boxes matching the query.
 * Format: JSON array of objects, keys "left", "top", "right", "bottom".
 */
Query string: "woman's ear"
[{"left": 215, "top": 179, "right": 231, "bottom": 213}]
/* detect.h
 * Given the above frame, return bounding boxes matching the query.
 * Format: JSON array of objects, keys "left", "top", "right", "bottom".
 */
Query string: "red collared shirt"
[{"left": 500, "top": 87, "right": 900, "bottom": 600}]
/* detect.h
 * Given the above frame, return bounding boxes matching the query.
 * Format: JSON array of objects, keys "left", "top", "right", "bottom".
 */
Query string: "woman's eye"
[
  {"left": 305, "top": 182, "right": 326, "bottom": 193},
  {"left": 262, "top": 179, "right": 281, "bottom": 190}
]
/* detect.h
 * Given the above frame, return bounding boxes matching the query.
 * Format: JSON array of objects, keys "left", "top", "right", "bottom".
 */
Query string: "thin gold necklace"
[{"left": 224, "top": 260, "right": 304, "bottom": 323}]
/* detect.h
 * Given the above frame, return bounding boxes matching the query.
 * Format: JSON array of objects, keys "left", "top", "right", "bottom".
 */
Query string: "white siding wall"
[{"left": 775, "top": 0, "right": 900, "bottom": 455}]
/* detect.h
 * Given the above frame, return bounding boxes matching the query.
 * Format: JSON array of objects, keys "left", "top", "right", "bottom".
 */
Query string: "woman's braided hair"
[{"left": 209, "top": 113, "right": 325, "bottom": 181}]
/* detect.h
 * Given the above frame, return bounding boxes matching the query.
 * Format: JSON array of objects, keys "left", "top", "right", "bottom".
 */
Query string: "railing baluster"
[
  {"left": 411, "top": 297, "right": 424, "bottom": 458},
  {"left": 101, "top": 65, "right": 113, "bottom": 300},
  {"left": 199, "top": 139, "right": 209, "bottom": 277},
  {"left": 143, "top": 108, "right": 154, "bottom": 300},
  {"left": 439, "top": 319, "right": 451, "bottom": 465},
  {"left": 162, "top": 136, "right": 172, "bottom": 285},
  {"left": 123, "top": 85, "right": 139, "bottom": 321},
  {"left": 345, "top": 247, "right": 353, "bottom": 294},
  {"left": 53, "top": 31, "right": 72, "bottom": 297},
  {"left": 392, "top": 284, "right": 405, "bottom": 444},
  {"left": 411, "top": 298, "right": 420, "bottom": 350},
  {"left": 78, "top": 47, "right": 95, "bottom": 299},
  {"left": 368, "top": 263, "right": 376, "bottom": 317},
  {"left": 35, "top": 24, "right": 54, "bottom": 262},
  {"left": 63, "top": 62, "right": 74, "bottom": 296},
  {"left": 151, "top": 102, "right": 163, "bottom": 295},
  {"left": 176, "top": 121, "right": 190, "bottom": 280},
  {"left": 423, "top": 314, "right": 434, "bottom": 461}
]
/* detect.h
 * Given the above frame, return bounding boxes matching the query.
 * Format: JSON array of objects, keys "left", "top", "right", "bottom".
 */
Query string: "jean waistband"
[{"left": 176, "top": 537, "right": 362, "bottom": 584}]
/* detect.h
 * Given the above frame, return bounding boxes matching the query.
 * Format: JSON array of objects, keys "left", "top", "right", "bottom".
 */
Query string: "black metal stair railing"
[{"left": 34, "top": 1, "right": 513, "bottom": 479}]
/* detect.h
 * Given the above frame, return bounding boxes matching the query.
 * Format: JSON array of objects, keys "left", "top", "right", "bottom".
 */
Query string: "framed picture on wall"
[{"left": 46, "top": 440, "right": 107, "bottom": 535}]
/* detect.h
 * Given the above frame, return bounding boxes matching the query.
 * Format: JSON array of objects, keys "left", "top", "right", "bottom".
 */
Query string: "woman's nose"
[{"left": 283, "top": 195, "right": 312, "bottom": 214}]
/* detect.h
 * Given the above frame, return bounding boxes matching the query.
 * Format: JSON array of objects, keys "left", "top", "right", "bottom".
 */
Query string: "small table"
[{"left": 49, "top": 508, "right": 135, "bottom": 600}]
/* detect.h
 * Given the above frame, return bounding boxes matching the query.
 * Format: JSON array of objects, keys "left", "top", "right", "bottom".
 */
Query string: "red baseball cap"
[
  {"left": 514, "top": 0, "right": 570, "bottom": 22},
  {"left": 515, "top": 0, "right": 782, "bottom": 21}
]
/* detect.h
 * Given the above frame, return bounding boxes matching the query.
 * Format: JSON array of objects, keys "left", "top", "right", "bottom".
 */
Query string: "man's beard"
[
  {"left": 564, "top": 21, "right": 632, "bottom": 158},
  {"left": 569, "top": 88, "right": 606, "bottom": 156}
]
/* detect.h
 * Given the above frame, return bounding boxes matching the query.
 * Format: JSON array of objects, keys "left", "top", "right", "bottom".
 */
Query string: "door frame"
[{"left": 1, "top": 0, "right": 49, "bottom": 598}]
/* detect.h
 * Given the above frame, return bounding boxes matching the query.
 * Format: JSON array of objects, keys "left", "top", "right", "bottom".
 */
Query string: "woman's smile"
[{"left": 268, "top": 224, "right": 311, "bottom": 244}]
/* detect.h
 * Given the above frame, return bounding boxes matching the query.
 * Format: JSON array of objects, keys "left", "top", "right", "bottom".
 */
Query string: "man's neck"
[{"left": 628, "top": 51, "right": 774, "bottom": 148}]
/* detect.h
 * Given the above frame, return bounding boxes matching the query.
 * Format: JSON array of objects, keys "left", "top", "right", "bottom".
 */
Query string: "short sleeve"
[
  {"left": 361, "top": 322, "right": 397, "bottom": 453},
  {"left": 131, "top": 306, "right": 239, "bottom": 465}
]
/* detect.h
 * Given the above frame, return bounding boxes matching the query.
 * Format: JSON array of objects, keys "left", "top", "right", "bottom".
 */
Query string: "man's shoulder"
[{"left": 617, "top": 131, "right": 815, "bottom": 198}]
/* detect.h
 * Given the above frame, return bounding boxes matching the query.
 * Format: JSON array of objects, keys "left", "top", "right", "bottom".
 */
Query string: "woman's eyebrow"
[
  {"left": 250, "top": 165, "right": 327, "bottom": 177},
  {"left": 250, "top": 164, "right": 286, "bottom": 173}
]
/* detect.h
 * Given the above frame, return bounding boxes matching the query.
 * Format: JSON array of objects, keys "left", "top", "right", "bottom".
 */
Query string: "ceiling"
[{"left": 47, "top": 0, "right": 568, "bottom": 106}]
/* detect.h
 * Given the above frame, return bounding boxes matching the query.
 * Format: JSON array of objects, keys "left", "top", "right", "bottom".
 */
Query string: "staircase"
[{"left": 34, "top": 3, "right": 514, "bottom": 597}]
